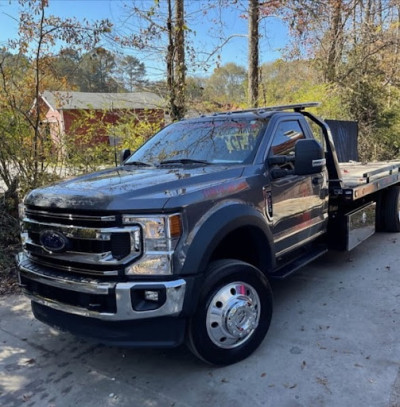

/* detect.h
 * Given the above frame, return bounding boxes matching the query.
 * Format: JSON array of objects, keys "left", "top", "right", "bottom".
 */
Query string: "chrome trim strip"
[
  {"left": 25, "top": 209, "right": 116, "bottom": 222},
  {"left": 26, "top": 254, "right": 119, "bottom": 276},
  {"left": 312, "top": 158, "right": 326, "bottom": 167},
  {"left": 23, "top": 219, "right": 127, "bottom": 239},
  {"left": 274, "top": 216, "right": 327, "bottom": 244},
  {"left": 275, "top": 230, "right": 326, "bottom": 257},
  {"left": 17, "top": 253, "right": 114, "bottom": 294}
]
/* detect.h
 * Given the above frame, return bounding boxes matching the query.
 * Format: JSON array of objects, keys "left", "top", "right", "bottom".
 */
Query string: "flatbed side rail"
[
  {"left": 337, "top": 168, "right": 400, "bottom": 201},
  {"left": 363, "top": 163, "right": 400, "bottom": 183}
]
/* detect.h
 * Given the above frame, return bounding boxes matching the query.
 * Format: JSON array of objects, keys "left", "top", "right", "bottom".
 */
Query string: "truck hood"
[{"left": 25, "top": 165, "right": 245, "bottom": 211}]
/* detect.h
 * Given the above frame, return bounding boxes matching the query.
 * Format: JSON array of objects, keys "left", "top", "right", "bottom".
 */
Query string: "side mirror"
[
  {"left": 120, "top": 149, "right": 131, "bottom": 164},
  {"left": 294, "top": 139, "right": 325, "bottom": 175}
]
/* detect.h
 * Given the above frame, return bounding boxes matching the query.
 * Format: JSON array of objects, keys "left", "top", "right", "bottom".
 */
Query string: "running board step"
[{"left": 270, "top": 247, "right": 328, "bottom": 280}]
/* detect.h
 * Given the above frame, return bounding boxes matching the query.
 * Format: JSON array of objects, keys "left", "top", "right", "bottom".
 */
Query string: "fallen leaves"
[{"left": 21, "top": 392, "right": 33, "bottom": 402}]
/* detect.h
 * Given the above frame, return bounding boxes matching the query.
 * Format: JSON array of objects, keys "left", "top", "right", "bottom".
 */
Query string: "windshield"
[{"left": 125, "top": 117, "right": 267, "bottom": 166}]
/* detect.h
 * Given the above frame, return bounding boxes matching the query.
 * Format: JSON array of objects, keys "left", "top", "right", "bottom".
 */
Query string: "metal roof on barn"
[{"left": 41, "top": 91, "right": 164, "bottom": 111}]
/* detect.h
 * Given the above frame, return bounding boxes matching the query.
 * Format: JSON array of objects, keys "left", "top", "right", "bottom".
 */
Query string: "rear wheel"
[
  {"left": 187, "top": 259, "right": 273, "bottom": 365},
  {"left": 382, "top": 186, "right": 400, "bottom": 232}
]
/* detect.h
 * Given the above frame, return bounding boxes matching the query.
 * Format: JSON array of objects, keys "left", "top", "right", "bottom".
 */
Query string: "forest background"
[{"left": 1, "top": 0, "right": 400, "bottom": 290}]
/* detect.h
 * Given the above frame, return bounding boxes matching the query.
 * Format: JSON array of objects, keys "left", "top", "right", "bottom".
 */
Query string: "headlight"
[
  {"left": 123, "top": 214, "right": 182, "bottom": 276},
  {"left": 126, "top": 254, "right": 172, "bottom": 275}
]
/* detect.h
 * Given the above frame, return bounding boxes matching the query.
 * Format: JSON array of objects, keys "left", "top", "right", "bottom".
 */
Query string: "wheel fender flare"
[{"left": 180, "top": 204, "right": 275, "bottom": 276}]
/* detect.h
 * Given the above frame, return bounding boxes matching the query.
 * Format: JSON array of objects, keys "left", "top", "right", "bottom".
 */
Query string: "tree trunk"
[
  {"left": 174, "top": 0, "right": 185, "bottom": 119},
  {"left": 166, "top": 0, "right": 175, "bottom": 120},
  {"left": 248, "top": 0, "right": 259, "bottom": 107},
  {"left": 326, "top": 0, "right": 343, "bottom": 82},
  {"left": 166, "top": 0, "right": 186, "bottom": 121}
]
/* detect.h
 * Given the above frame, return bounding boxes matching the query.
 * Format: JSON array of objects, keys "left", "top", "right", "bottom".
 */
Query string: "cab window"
[{"left": 270, "top": 120, "right": 305, "bottom": 157}]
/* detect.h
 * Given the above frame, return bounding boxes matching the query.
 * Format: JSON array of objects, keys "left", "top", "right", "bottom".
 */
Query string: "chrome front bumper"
[{"left": 16, "top": 253, "right": 186, "bottom": 322}]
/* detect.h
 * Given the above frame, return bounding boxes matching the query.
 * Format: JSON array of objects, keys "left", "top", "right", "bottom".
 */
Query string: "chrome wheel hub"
[{"left": 206, "top": 281, "right": 260, "bottom": 349}]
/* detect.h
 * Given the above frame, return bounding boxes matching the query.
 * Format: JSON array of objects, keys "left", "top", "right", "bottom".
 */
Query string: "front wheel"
[{"left": 187, "top": 259, "right": 273, "bottom": 365}]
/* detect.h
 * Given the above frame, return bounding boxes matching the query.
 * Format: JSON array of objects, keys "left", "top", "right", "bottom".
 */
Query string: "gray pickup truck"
[{"left": 16, "top": 103, "right": 400, "bottom": 365}]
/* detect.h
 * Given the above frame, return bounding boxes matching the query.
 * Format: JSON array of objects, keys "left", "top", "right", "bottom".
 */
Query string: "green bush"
[{"left": 0, "top": 182, "right": 21, "bottom": 295}]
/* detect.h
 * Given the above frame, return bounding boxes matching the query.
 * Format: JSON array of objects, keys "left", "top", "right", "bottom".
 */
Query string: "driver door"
[{"left": 265, "top": 118, "right": 328, "bottom": 257}]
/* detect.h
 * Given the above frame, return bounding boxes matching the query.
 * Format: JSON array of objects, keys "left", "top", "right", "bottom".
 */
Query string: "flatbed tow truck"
[{"left": 17, "top": 102, "right": 400, "bottom": 364}]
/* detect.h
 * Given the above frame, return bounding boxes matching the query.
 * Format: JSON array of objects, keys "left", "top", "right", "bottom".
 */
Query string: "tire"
[
  {"left": 382, "top": 186, "right": 400, "bottom": 232},
  {"left": 375, "top": 193, "right": 385, "bottom": 232},
  {"left": 187, "top": 259, "right": 273, "bottom": 365}
]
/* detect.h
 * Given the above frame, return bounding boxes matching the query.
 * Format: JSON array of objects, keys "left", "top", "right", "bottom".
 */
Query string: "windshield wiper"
[
  {"left": 124, "top": 161, "right": 153, "bottom": 167},
  {"left": 159, "top": 158, "right": 211, "bottom": 166}
]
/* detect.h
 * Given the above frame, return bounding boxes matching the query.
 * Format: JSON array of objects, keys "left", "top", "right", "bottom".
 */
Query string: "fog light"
[
  {"left": 144, "top": 290, "right": 159, "bottom": 302},
  {"left": 130, "top": 286, "right": 167, "bottom": 311}
]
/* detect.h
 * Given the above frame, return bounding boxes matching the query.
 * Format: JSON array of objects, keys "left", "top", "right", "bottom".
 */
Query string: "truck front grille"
[{"left": 21, "top": 207, "right": 142, "bottom": 278}]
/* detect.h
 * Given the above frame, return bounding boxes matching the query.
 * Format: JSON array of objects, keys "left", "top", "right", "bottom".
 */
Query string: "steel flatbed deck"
[{"left": 334, "top": 161, "right": 400, "bottom": 201}]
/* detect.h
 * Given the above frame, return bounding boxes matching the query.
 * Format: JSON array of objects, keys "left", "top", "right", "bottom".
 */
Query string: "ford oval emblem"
[{"left": 39, "top": 230, "right": 69, "bottom": 253}]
